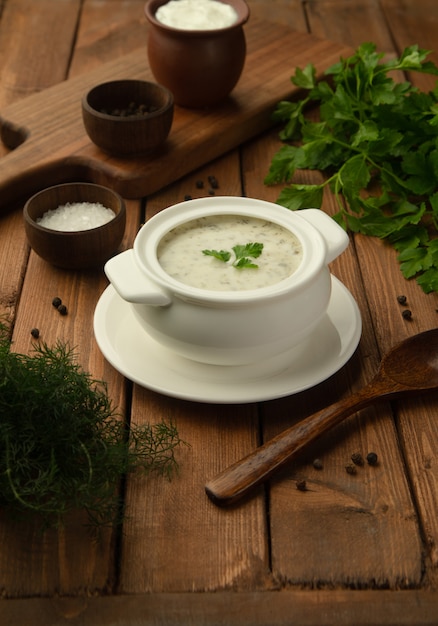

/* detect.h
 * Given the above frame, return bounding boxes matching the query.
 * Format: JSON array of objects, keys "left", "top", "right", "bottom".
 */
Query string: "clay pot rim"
[{"left": 144, "top": 0, "right": 250, "bottom": 36}]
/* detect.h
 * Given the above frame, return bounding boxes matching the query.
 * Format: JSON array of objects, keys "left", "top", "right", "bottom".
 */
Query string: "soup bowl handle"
[
  {"left": 104, "top": 249, "right": 172, "bottom": 306},
  {"left": 298, "top": 209, "right": 349, "bottom": 264}
]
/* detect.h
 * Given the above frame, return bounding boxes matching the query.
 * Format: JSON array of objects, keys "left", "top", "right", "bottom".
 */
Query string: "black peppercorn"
[
  {"left": 402, "top": 309, "right": 412, "bottom": 320},
  {"left": 58, "top": 304, "right": 68, "bottom": 316},
  {"left": 195, "top": 180, "right": 204, "bottom": 189},
  {"left": 296, "top": 479, "right": 307, "bottom": 491},
  {"left": 351, "top": 452, "right": 364, "bottom": 466},
  {"left": 366, "top": 452, "right": 378, "bottom": 466},
  {"left": 345, "top": 464, "right": 357, "bottom": 475},
  {"left": 208, "top": 175, "right": 219, "bottom": 189},
  {"left": 312, "top": 458, "right": 323, "bottom": 470},
  {"left": 30, "top": 328, "right": 40, "bottom": 339},
  {"left": 397, "top": 295, "right": 407, "bottom": 305},
  {"left": 52, "top": 296, "right": 62, "bottom": 308},
  {"left": 184, "top": 194, "right": 192, "bottom": 201},
  {"left": 101, "top": 102, "right": 157, "bottom": 117}
]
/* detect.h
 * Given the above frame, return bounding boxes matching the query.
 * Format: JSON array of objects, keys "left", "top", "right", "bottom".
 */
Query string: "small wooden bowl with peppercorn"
[
  {"left": 81, "top": 79, "right": 174, "bottom": 156},
  {"left": 23, "top": 182, "right": 126, "bottom": 270}
]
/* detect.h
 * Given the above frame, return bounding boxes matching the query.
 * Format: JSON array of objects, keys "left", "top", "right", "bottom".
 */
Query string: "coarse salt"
[
  {"left": 155, "top": 0, "right": 238, "bottom": 31},
  {"left": 37, "top": 202, "right": 116, "bottom": 232}
]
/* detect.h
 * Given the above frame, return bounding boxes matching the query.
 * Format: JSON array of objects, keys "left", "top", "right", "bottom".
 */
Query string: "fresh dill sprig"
[{"left": 0, "top": 322, "right": 185, "bottom": 528}]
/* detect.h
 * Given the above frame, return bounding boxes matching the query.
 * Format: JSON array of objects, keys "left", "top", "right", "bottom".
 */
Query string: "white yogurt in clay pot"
[
  {"left": 155, "top": 0, "right": 238, "bottom": 30},
  {"left": 104, "top": 197, "right": 349, "bottom": 365}
]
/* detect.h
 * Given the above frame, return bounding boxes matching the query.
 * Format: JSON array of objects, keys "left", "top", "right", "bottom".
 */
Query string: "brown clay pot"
[{"left": 144, "top": 0, "right": 250, "bottom": 108}]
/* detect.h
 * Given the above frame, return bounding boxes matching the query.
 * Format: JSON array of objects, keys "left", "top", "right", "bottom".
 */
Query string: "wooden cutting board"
[{"left": 0, "top": 19, "right": 352, "bottom": 208}]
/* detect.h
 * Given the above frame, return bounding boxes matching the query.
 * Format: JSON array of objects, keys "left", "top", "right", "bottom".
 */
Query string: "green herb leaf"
[
  {"left": 202, "top": 249, "right": 231, "bottom": 263},
  {"left": 264, "top": 145, "right": 307, "bottom": 184},
  {"left": 202, "top": 243, "right": 264, "bottom": 269},
  {"left": 277, "top": 184, "right": 324, "bottom": 210},
  {"left": 338, "top": 154, "right": 371, "bottom": 194},
  {"left": 234, "top": 257, "right": 259, "bottom": 269},
  {"left": 232, "top": 242, "right": 264, "bottom": 268},
  {"left": 292, "top": 63, "right": 317, "bottom": 89},
  {"left": 398, "top": 245, "right": 432, "bottom": 278},
  {"left": 232, "top": 242, "right": 264, "bottom": 260},
  {"left": 266, "top": 42, "right": 438, "bottom": 292}
]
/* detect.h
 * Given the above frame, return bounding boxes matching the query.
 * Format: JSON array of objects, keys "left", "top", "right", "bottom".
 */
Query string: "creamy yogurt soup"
[
  {"left": 155, "top": 0, "right": 238, "bottom": 30},
  {"left": 157, "top": 215, "right": 303, "bottom": 291}
]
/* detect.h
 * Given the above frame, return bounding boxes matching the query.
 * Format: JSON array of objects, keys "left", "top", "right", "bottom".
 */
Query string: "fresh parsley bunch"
[{"left": 265, "top": 43, "right": 438, "bottom": 292}]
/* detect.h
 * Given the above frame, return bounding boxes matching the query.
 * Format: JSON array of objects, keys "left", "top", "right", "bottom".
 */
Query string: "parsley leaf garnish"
[
  {"left": 265, "top": 42, "right": 438, "bottom": 293},
  {"left": 232, "top": 242, "right": 264, "bottom": 268},
  {"left": 202, "top": 249, "right": 231, "bottom": 263},
  {"left": 203, "top": 242, "right": 264, "bottom": 268}
]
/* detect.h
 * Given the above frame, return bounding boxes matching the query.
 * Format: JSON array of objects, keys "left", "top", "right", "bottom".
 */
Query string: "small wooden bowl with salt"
[{"left": 23, "top": 182, "right": 126, "bottom": 270}]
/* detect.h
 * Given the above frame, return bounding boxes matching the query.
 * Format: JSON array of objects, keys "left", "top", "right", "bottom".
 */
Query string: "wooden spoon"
[{"left": 205, "top": 328, "right": 438, "bottom": 506}]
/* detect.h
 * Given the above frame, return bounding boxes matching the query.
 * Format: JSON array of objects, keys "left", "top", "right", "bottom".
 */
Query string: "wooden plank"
[
  {"left": 265, "top": 398, "right": 423, "bottom": 586},
  {"left": 243, "top": 133, "right": 423, "bottom": 586},
  {"left": 0, "top": 0, "right": 81, "bottom": 106},
  {"left": 248, "top": 0, "right": 308, "bottom": 28},
  {"left": 0, "top": 209, "right": 27, "bottom": 320},
  {"left": 338, "top": 0, "right": 438, "bottom": 574},
  {"left": 0, "top": 19, "right": 354, "bottom": 208},
  {"left": 0, "top": 205, "right": 142, "bottom": 598},
  {"left": 119, "top": 152, "right": 270, "bottom": 593},
  {"left": 0, "top": 0, "right": 81, "bottom": 319},
  {"left": 2, "top": 590, "right": 438, "bottom": 626},
  {"left": 306, "top": 0, "right": 396, "bottom": 52},
  {"left": 120, "top": 390, "right": 268, "bottom": 593},
  {"left": 69, "top": 0, "right": 148, "bottom": 75},
  {"left": 380, "top": 0, "right": 438, "bottom": 70},
  {"left": 0, "top": 0, "right": 144, "bottom": 598},
  {"left": 348, "top": 1, "right": 438, "bottom": 571},
  {"left": 236, "top": 0, "right": 425, "bottom": 587},
  {"left": 1, "top": 0, "right": 437, "bottom": 619}
]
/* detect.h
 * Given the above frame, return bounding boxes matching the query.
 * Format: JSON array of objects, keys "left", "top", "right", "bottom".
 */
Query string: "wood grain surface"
[
  {"left": 0, "top": 17, "right": 352, "bottom": 207},
  {"left": 1, "top": 0, "right": 438, "bottom": 624}
]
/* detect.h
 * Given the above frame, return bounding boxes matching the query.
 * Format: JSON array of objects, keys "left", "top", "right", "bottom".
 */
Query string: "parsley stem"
[{"left": 323, "top": 132, "right": 412, "bottom": 193}]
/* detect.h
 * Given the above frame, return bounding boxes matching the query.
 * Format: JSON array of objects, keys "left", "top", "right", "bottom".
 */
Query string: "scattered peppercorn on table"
[{"left": 1, "top": 1, "right": 438, "bottom": 624}]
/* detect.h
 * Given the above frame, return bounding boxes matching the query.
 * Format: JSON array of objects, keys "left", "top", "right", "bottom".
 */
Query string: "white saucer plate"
[{"left": 94, "top": 276, "right": 362, "bottom": 404}]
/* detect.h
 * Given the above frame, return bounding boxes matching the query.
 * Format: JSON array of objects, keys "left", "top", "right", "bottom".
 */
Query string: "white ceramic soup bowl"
[{"left": 104, "top": 196, "right": 349, "bottom": 365}]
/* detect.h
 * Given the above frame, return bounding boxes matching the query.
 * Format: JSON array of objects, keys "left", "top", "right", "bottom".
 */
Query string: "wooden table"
[{"left": 1, "top": 1, "right": 438, "bottom": 624}]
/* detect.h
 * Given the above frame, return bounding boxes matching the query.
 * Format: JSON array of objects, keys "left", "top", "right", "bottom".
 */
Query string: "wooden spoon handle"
[{"left": 205, "top": 382, "right": 386, "bottom": 506}]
